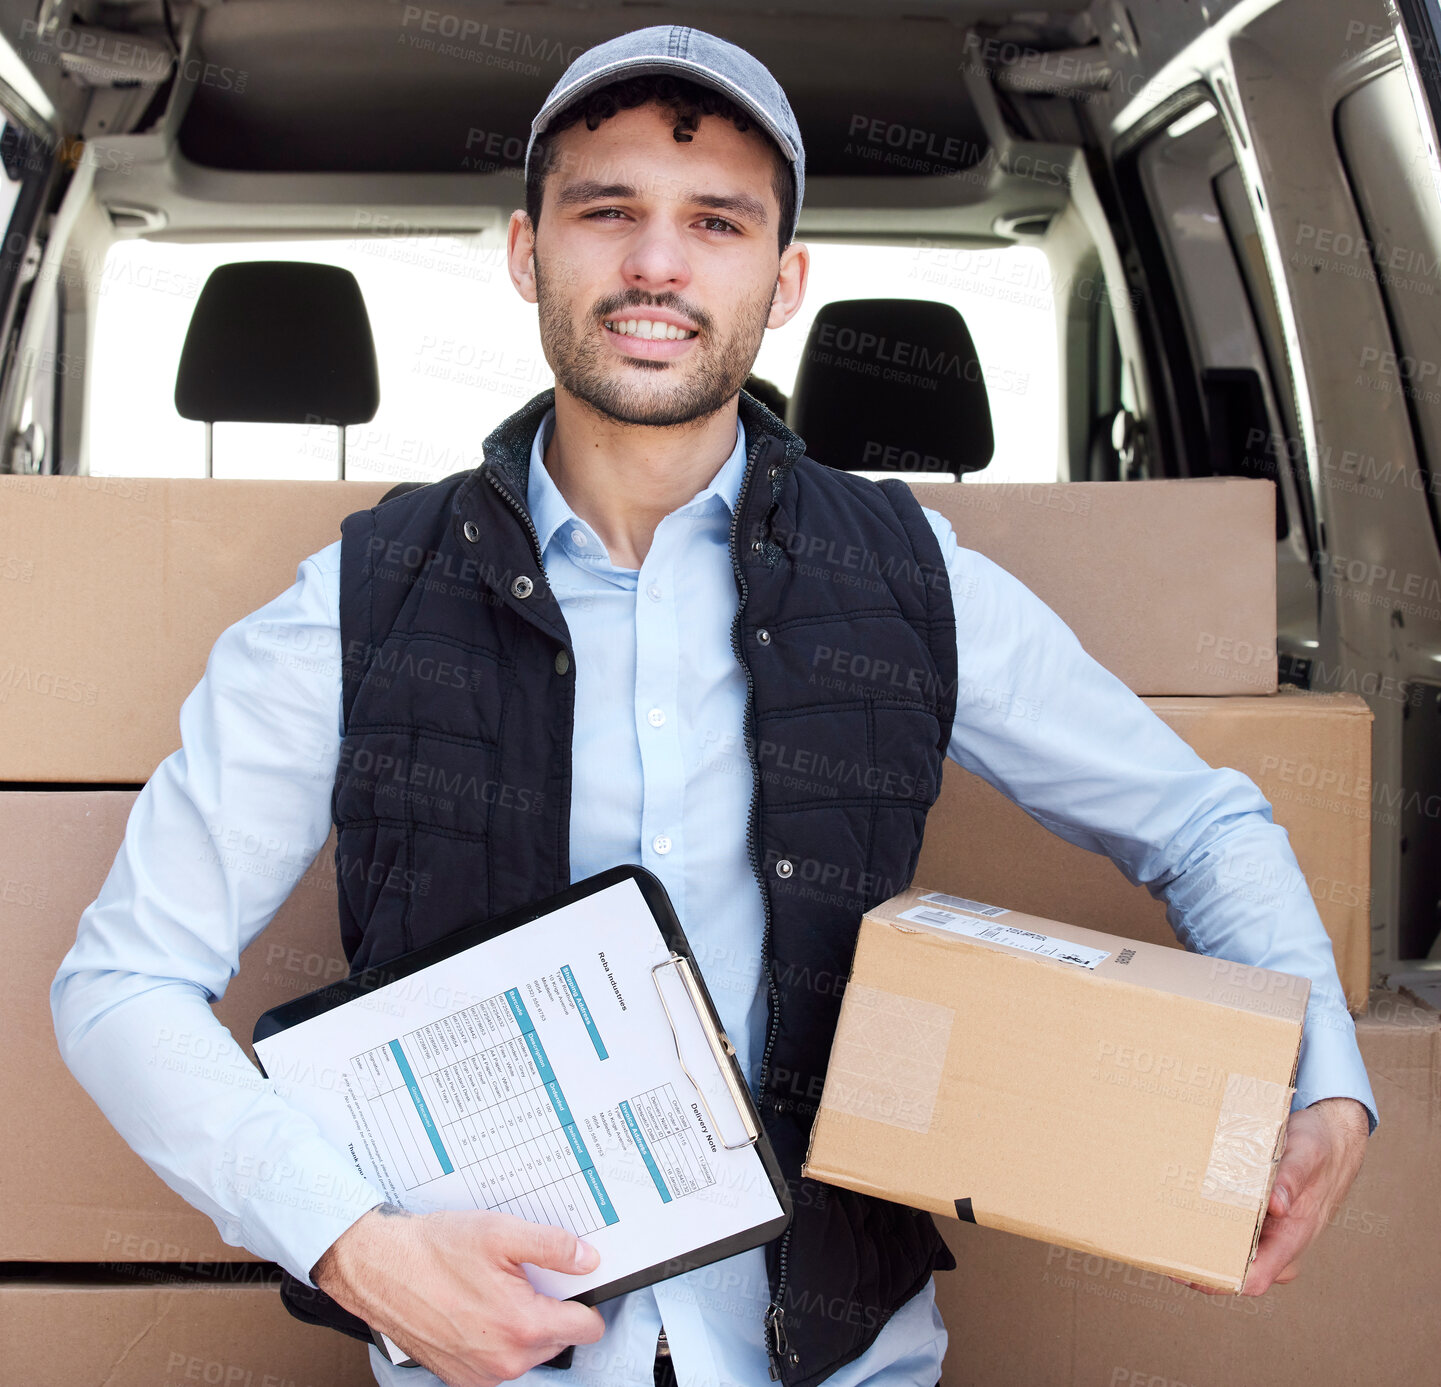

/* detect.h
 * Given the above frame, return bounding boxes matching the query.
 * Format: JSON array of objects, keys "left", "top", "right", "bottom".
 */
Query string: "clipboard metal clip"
[{"left": 651, "top": 953, "right": 759, "bottom": 1150}]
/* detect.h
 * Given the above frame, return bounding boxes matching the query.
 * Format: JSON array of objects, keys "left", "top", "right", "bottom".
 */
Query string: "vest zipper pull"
[{"left": 765, "top": 1303, "right": 788, "bottom": 1380}]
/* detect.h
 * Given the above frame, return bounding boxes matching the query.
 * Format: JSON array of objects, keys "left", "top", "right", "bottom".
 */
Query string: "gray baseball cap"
[{"left": 524, "top": 24, "right": 805, "bottom": 242}]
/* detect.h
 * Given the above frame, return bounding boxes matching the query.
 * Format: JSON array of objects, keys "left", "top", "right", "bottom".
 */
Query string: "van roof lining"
[{"left": 173, "top": 1, "right": 1013, "bottom": 177}]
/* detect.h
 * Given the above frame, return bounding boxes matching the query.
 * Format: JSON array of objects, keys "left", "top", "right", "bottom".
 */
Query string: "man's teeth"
[{"left": 604, "top": 318, "right": 698, "bottom": 340}]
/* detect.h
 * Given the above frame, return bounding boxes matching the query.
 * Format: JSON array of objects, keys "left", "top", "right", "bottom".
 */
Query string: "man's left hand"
[{"left": 1174, "top": 1096, "right": 1370, "bottom": 1297}]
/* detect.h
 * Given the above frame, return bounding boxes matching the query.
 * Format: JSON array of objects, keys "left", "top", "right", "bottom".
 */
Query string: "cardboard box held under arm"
[{"left": 802, "top": 886, "right": 1309, "bottom": 1292}]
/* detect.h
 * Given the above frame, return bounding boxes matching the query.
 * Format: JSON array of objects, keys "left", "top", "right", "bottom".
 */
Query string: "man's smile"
[{"left": 601, "top": 311, "right": 701, "bottom": 360}]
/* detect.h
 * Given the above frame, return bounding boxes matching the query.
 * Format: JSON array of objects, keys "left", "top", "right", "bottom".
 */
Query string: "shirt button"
[
  {"left": 775, "top": 858, "right": 794, "bottom": 878},
  {"left": 756, "top": 628, "right": 771, "bottom": 645},
  {"left": 555, "top": 650, "right": 571, "bottom": 675},
  {"left": 647, "top": 707, "right": 666, "bottom": 727},
  {"left": 647, "top": 582, "right": 662, "bottom": 601},
  {"left": 652, "top": 834, "right": 673, "bottom": 855},
  {"left": 572, "top": 529, "right": 588, "bottom": 547}
]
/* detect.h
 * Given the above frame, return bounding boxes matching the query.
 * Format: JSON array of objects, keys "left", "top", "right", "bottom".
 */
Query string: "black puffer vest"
[{"left": 281, "top": 389, "right": 959, "bottom": 1387}]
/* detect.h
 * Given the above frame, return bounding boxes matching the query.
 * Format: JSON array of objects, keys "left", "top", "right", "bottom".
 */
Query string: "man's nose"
[{"left": 620, "top": 216, "right": 692, "bottom": 290}]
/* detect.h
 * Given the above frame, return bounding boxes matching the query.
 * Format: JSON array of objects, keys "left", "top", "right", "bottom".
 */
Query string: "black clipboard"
[{"left": 252, "top": 864, "right": 792, "bottom": 1365}]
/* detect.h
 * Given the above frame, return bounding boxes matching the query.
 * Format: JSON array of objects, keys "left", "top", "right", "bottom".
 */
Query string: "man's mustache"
[{"left": 592, "top": 291, "right": 712, "bottom": 335}]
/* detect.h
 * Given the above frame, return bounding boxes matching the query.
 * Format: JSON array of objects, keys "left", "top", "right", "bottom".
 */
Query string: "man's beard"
[{"left": 534, "top": 254, "right": 776, "bottom": 427}]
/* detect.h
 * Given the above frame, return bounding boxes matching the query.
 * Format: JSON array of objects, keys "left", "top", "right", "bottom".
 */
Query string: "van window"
[
  {"left": 1125, "top": 96, "right": 1319, "bottom": 663},
  {"left": 1336, "top": 65, "right": 1441, "bottom": 548},
  {"left": 86, "top": 238, "right": 1058, "bottom": 486}
]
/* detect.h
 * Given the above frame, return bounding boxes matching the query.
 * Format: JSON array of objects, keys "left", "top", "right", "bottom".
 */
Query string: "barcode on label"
[
  {"left": 896, "top": 906, "right": 1109, "bottom": 969},
  {"left": 908, "top": 907, "right": 963, "bottom": 928},
  {"left": 920, "top": 891, "right": 1008, "bottom": 918}
]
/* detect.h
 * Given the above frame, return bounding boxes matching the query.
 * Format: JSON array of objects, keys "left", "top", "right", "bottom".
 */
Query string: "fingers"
[
  {"left": 335, "top": 1210, "right": 609, "bottom": 1387},
  {"left": 1243, "top": 1110, "right": 1344, "bottom": 1295},
  {"left": 532, "top": 1297, "right": 608, "bottom": 1349},
  {"left": 1272, "top": 1259, "right": 1303, "bottom": 1285},
  {"left": 482, "top": 1290, "right": 605, "bottom": 1371},
  {"left": 1166, "top": 1275, "right": 1223, "bottom": 1296},
  {"left": 486, "top": 1217, "right": 607, "bottom": 1346},
  {"left": 1270, "top": 1115, "right": 1327, "bottom": 1218},
  {"left": 494, "top": 1217, "right": 602, "bottom": 1275},
  {"left": 1242, "top": 1206, "right": 1312, "bottom": 1295}
]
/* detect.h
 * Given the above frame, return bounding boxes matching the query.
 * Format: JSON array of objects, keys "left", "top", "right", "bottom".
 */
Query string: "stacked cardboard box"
[
  {"left": 0, "top": 475, "right": 391, "bottom": 781},
  {"left": 3, "top": 792, "right": 350, "bottom": 1262},
  {"left": 931, "top": 988, "right": 1440, "bottom": 1387},
  {"left": 0, "top": 475, "right": 1272, "bottom": 782},
  {"left": 913, "top": 478, "right": 1280, "bottom": 697},
  {"left": 0, "top": 1273, "right": 374, "bottom": 1386}
]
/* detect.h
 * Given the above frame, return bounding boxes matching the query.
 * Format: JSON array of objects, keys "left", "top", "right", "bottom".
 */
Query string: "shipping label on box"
[{"left": 803, "top": 886, "right": 1308, "bottom": 1291}]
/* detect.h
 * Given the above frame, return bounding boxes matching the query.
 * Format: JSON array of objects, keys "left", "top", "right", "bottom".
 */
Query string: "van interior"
[{"left": 2, "top": 0, "right": 1441, "bottom": 1347}]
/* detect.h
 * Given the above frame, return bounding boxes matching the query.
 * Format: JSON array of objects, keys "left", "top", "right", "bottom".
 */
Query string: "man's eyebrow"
[
  {"left": 552, "top": 181, "right": 638, "bottom": 209},
  {"left": 551, "top": 179, "right": 769, "bottom": 225},
  {"left": 689, "top": 191, "right": 769, "bottom": 225}
]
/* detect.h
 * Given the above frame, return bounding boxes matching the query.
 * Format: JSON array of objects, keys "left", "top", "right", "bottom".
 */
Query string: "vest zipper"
[
  {"left": 728, "top": 431, "right": 797, "bottom": 1383},
  {"left": 485, "top": 466, "right": 546, "bottom": 573}
]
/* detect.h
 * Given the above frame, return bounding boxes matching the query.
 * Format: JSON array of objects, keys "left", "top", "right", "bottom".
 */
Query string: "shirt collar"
[{"left": 526, "top": 407, "right": 749, "bottom": 557}]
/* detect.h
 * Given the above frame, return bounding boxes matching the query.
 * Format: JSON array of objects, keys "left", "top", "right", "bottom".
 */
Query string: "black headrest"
[
  {"left": 789, "top": 298, "right": 993, "bottom": 476},
  {"left": 174, "top": 262, "right": 380, "bottom": 426}
]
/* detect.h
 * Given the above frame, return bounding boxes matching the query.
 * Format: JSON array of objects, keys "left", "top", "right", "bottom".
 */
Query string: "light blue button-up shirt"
[{"left": 52, "top": 408, "right": 1376, "bottom": 1387}]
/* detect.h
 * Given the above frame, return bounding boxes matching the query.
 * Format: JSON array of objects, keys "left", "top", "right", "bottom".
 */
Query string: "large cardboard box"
[
  {"left": 803, "top": 886, "right": 1308, "bottom": 1291},
  {"left": 0, "top": 475, "right": 390, "bottom": 782},
  {"left": 917, "top": 689, "right": 1373, "bottom": 1012},
  {"left": 4, "top": 790, "right": 349, "bottom": 1261},
  {"left": 933, "top": 987, "right": 1441, "bottom": 1387},
  {"left": 913, "top": 477, "right": 1277, "bottom": 696},
  {"left": 0, "top": 475, "right": 1274, "bottom": 782},
  {"left": 0, "top": 1274, "right": 373, "bottom": 1386}
]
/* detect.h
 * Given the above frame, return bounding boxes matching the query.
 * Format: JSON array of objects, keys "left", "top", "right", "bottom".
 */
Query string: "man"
[{"left": 53, "top": 24, "right": 1374, "bottom": 1387}]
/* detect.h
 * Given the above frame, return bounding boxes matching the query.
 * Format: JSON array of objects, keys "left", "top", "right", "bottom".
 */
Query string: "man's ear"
[
  {"left": 507, "top": 208, "right": 538, "bottom": 305},
  {"left": 767, "top": 241, "right": 809, "bottom": 330}
]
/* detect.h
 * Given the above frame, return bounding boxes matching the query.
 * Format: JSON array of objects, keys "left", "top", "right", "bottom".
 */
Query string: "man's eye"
[
  {"left": 700, "top": 216, "right": 739, "bottom": 233},
  {"left": 585, "top": 208, "right": 628, "bottom": 220}
]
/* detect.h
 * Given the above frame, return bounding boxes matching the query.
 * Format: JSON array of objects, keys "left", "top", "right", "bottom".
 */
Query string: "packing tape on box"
[
  {"left": 818, "top": 983, "right": 955, "bottom": 1133},
  {"left": 1201, "top": 1072, "right": 1294, "bottom": 1211}
]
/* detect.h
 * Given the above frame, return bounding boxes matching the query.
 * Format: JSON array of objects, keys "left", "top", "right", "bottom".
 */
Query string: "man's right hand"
[{"left": 312, "top": 1203, "right": 607, "bottom": 1387}]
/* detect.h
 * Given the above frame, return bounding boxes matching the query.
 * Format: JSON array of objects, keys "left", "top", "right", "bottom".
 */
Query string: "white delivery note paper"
[{"left": 252, "top": 866, "right": 789, "bottom": 1366}]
